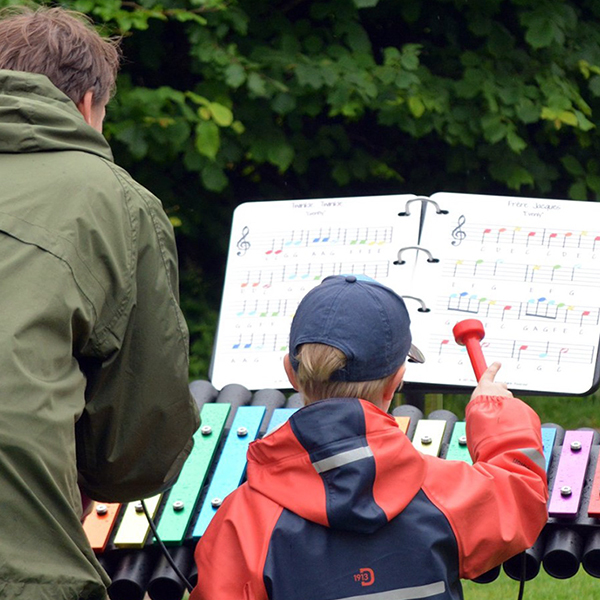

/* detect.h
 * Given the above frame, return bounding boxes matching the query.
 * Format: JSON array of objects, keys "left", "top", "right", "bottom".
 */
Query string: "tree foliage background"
[{"left": 5, "top": 0, "right": 600, "bottom": 379}]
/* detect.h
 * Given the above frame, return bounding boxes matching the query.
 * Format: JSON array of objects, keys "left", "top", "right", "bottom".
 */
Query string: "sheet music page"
[
  {"left": 407, "top": 192, "right": 600, "bottom": 394},
  {"left": 210, "top": 195, "right": 421, "bottom": 390}
]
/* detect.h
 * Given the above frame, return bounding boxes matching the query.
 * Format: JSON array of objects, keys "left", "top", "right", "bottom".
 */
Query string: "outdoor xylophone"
[
  {"left": 83, "top": 381, "right": 600, "bottom": 600},
  {"left": 83, "top": 320, "right": 600, "bottom": 600}
]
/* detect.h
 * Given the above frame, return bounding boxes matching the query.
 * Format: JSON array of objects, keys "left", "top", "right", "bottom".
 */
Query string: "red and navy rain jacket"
[{"left": 191, "top": 395, "right": 548, "bottom": 600}]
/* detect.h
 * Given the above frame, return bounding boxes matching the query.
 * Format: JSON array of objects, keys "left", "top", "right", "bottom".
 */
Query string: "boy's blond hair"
[{"left": 294, "top": 343, "right": 397, "bottom": 404}]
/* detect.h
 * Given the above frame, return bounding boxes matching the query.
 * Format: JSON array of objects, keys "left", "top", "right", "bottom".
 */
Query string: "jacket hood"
[
  {"left": 246, "top": 398, "right": 426, "bottom": 534},
  {"left": 0, "top": 69, "right": 113, "bottom": 161}
]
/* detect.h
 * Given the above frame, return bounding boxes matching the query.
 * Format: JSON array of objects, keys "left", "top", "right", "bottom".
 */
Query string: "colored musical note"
[
  {"left": 527, "top": 264, "right": 541, "bottom": 282},
  {"left": 558, "top": 347, "right": 569, "bottom": 365},
  {"left": 448, "top": 292, "right": 482, "bottom": 315},
  {"left": 526, "top": 297, "right": 558, "bottom": 320},
  {"left": 496, "top": 227, "right": 507, "bottom": 243},
  {"left": 580, "top": 310, "right": 591, "bottom": 326},
  {"left": 501, "top": 305, "right": 512, "bottom": 321},
  {"left": 551, "top": 264, "right": 561, "bottom": 281},
  {"left": 451, "top": 215, "right": 467, "bottom": 247},
  {"left": 563, "top": 232, "right": 572, "bottom": 247},
  {"left": 493, "top": 259, "right": 503, "bottom": 276},
  {"left": 517, "top": 345, "right": 528, "bottom": 360},
  {"left": 271, "top": 302, "right": 281, "bottom": 317},
  {"left": 236, "top": 226, "right": 251, "bottom": 257},
  {"left": 526, "top": 231, "right": 536, "bottom": 246},
  {"left": 473, "top": 259, "right": 484, "bottom": 276},
  {"left": 265, "top": 239, "right": 283, "bottom": 255},
  {"left": 452, "top": 260, "right": 464, "bottom": 278},
  {"left": 439, "top": 339, "right": 450, "bottom": 355},
  {"left": 262, "top": 272, "right": 273, "bottom": 288},
  {"left": 481, "top": 228, "right": 492, "bottom": 243}
]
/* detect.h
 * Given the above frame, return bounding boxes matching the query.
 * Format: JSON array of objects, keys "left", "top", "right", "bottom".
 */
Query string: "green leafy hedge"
[{"left": 5, "top": 0, "right": 600, "bottom": 377}]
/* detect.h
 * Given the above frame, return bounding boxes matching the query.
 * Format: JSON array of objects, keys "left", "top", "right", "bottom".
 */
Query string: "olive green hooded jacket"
[{"left": 0, "top": 70, "right": 200, "bottom": 599}]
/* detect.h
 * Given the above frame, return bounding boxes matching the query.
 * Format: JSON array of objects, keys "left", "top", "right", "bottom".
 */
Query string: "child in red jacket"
[{"left": 191, "top": 274, "right": 548, "bottom": 600}]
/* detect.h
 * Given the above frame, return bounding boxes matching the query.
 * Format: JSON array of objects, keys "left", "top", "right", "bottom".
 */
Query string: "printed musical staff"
[
  {"left": 229, "top": 332, "right": 289, "bottom": 353},
  {"left": 453, "top": 223, "right": 600, "bottom": 252},
  {"left": 432, "top": 334, "right": 594, "bottom": 366},
  {"left": 242, "top": 226, "right": 394, "bottom": 256},
  {"left": 447, "top": 259, "right": 600, "bottom": 287},
  {"left": 236, "top": 260, "right": 390, "bottom": 288},
  {"left": 233, "top": 299, "right": 292, "bottom": 319},
  {"left": 443, "top": 293, "right": 600, "bottom": 326}
]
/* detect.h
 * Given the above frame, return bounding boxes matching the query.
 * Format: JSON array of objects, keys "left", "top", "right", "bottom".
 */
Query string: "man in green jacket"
[{"left": 0, "top": 6, "right": 200, "bottom": 599}]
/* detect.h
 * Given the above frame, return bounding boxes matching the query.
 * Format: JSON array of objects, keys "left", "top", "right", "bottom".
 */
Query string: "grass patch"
[{"left": 463, "top": 569, "right": 598, "bottom": 599}]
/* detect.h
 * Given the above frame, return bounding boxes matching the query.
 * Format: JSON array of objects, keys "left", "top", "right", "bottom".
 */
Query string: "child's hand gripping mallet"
[{"left": 452, "top": 319, "right": 488, "bottom": 381}]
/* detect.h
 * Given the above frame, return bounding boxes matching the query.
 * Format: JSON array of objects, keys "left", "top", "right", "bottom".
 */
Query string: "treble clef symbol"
[
  {"left": 451, "top": 215, "right": 466, "bottom": 247},
  {"left": 236, "top": 226, "right": 251, "bottom": 257}
]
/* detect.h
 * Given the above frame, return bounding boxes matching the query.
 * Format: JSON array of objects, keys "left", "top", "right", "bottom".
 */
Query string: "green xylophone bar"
[{"left": 155, "top": 403, "right": 230, "bottom": 545}]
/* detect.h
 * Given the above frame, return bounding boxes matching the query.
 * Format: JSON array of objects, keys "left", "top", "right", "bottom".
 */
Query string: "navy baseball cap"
[{"left": 289, "top": 275, "right": 424, "bottom": 381}]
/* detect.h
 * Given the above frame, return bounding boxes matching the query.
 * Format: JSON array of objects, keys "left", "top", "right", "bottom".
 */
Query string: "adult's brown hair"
[{"left": 0, "top": 5, "right": 120, "bottom": 105}]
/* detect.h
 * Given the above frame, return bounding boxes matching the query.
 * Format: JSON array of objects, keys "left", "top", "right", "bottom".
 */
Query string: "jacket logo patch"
[{"left": 354, "top": 567, "right": 375, "bottom": 586}]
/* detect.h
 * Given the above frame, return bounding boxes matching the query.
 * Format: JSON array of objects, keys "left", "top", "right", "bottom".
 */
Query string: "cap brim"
[{"left": 407, "top": 343, "right": 425, "bottom": 364}]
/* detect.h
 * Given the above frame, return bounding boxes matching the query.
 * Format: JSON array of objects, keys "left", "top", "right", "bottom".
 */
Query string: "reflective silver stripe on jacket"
[
  {"left": 518, "top": 448, "right": 546, "bottom": 471},
  {"left": 312, "top": 446, "right": 374, "bottom": 474},
  {"left": 338, "top": 580, "right": 446, "bottom": 600}
]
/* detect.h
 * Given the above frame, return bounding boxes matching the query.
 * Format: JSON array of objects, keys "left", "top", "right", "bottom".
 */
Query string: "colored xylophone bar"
[{"left": 83, "top": 382, "right": 600, "bottom": 600}]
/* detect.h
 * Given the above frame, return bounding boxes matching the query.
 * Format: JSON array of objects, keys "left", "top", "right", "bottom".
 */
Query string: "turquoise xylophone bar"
[
  {"left": 266, "top": 407, "right": 299, "bottom": 432},
  {"left": 192, "top": 405, "right": 266, "bottom": 538},
  {"left": 251, "top": 388, "right": 287, "bottom": 436}
]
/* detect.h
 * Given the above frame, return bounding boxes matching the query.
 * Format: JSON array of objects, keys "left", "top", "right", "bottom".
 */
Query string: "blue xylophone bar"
[{"left": 84, "top": 380, "right": 600, "bottom": 600}]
